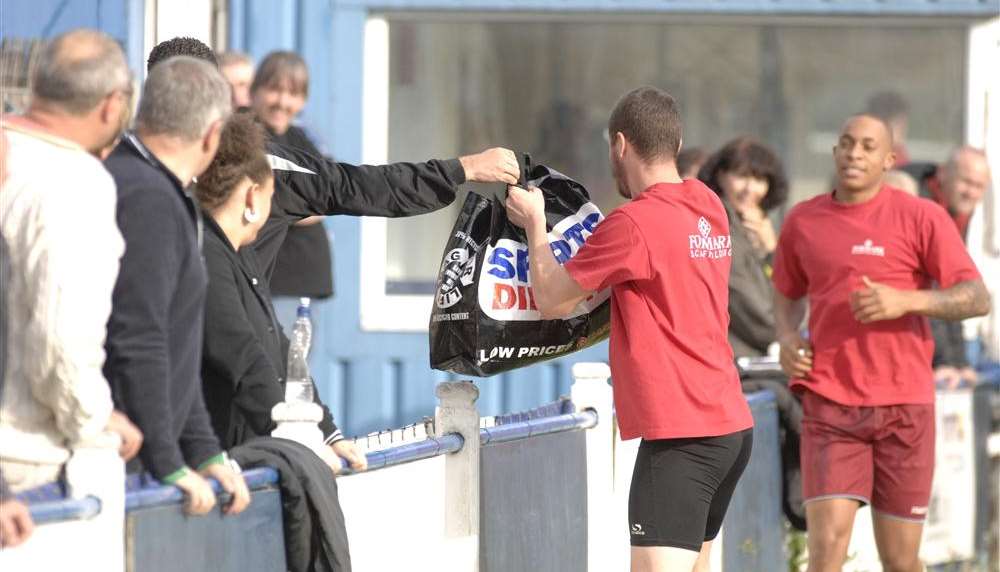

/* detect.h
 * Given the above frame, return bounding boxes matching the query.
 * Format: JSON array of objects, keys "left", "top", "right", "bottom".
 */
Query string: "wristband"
[
  {"left": 161, "top": 466, "right": 190, "bottom": 485},
  {"left": 197, "top": 452, "right": 228, "bottom": 472}
]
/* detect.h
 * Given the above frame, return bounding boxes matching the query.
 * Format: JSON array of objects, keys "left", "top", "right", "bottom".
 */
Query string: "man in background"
[{"left": 218, "top": 51, "right": 254, "bottom": 109}]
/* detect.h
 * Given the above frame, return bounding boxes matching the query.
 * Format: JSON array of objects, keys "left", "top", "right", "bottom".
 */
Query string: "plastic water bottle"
[{"left": 284, "top": 298, "right": 314, "bottom": 404}]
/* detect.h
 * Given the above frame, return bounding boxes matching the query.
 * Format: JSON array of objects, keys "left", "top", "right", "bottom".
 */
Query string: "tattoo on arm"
[{"left": 919, "top": 280, "right": 991, "bottom": 321}]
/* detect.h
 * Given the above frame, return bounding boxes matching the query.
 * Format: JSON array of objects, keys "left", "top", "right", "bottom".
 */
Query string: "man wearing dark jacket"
[{"left": 104, "top": 56, "right": 249, "bottom": 516}]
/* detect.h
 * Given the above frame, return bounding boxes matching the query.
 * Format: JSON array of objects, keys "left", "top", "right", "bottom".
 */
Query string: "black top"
[
  {"left": 266, "top": 125, "right": 334, "bottom": 299},
  {"left": 200, "top": 215, "right": 339, "bottom": 448},
  {"left": 103, "top": 134, "right": 222, "bottom": 479},
  {"left": 256, "top": 142, "right": 467, "bottom": 285}
]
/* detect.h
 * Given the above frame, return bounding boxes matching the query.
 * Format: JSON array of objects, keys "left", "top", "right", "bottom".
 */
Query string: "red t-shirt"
[
  {"left": 772, "top": 186, "right": 981, "bottom": 406},
  {"left": 565, "top": 180, "right": 753, "bottom": 440}
]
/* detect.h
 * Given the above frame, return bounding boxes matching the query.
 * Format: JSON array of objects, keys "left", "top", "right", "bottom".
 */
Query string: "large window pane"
[{"left": 384, "top": 18, "right": 965, "bottom": 293}]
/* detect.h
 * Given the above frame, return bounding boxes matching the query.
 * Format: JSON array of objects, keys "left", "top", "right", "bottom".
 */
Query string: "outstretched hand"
[{"left": 459, "top": 148, "right": 519, "bottom": 185}]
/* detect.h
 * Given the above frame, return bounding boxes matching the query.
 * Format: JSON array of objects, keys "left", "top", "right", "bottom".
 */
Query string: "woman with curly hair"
[
  {"left": 194, "top": 112, "right": 366, "bottom": 473},
  {"left": 699, "top": 136, "right": 789, "bottom": 358}
]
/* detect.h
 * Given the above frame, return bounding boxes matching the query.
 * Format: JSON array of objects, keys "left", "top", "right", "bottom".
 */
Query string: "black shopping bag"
[{"left": 428, "top": 163, "right": 610, "bottom": 376}]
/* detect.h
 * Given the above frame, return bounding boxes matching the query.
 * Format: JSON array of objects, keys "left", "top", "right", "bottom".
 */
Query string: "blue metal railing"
[
  {"left": 28, "top": 495, "right": 102, "bottom": 524},
  {"left": 22, "top": 404, "right": 601, "bottom": 518},
  {"left": 124, "top": 467, "right": 280, "bottom": 512},
  {"left": 480, "top": 410, "right": 598, "bottom": 445},
  {"left": 337, "top": 406, "right": 599, "bottom": 474},
  {"left": 339, "top": 433, "right": 465, "bottom": 475}
]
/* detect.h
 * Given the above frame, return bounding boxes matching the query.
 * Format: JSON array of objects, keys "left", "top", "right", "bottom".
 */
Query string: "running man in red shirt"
[
  {"left": 772, "top": 114, "right": 990, "bottom": 572},
  {"left": 506, "top": 86, "right": 754, "bottom": 572}
]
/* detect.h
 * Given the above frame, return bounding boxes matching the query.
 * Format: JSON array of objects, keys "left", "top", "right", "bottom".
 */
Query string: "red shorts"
[{"left": 800, "top": 390, "right": 935, "bottom": 521}]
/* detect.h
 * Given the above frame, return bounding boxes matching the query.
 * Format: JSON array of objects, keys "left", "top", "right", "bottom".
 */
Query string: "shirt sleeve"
[
  {"left": 22, "top": 169, "right": 119, "bottom": 445},
  {"left": 265, "top": 141, "right": 465, "bottom": 220},
  {"left": 771, "top": 210, "right": 809, "bottom": 300},
  {"left": 178, "top": 392, "right": 223, "bottom": 468},
  {"left": 563, "top": 210, "right": 652, "bottom": 292},
  {"left": 919, "top": 202, "right": 981, "bottom": 288},
  {"left": 105, "top": 188, "right": 186, "bottom": 479}
]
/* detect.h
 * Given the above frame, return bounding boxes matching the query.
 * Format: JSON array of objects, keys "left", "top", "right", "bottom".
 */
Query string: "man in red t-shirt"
[
  {"left": 772, "top": 114, "right": 990, "bottom": 572},
  {"left": 507, "top": 86, "right": 753, "bottom": 572}
]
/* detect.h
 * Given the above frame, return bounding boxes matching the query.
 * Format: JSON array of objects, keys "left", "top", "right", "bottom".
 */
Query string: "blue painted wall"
[{"left": 1, "top": 0, "right": 146, "bottom": 80}]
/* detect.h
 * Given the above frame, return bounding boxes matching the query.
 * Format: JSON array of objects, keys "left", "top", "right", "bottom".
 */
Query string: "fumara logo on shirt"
[
  {"left": 689, "top": 216, "right": 732, "bottom": 259},
  {"left": 851, "top": 239, "right": 886, "bottom": 257}
]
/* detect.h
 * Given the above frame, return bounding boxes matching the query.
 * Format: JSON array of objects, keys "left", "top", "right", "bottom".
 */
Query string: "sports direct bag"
[{"left": 429, "top": 163, "right": 610, "bottom": 377}]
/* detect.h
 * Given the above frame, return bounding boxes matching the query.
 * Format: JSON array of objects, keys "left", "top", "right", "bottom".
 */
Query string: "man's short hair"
[
  {"left": 136, "top": 56, "right": 232, "bottom": 142},
  {"left": 147, "top": 37, "right": 217, "bottom": 72},
  {"left": 217, "top": 51, "right": 253, "bottom": 69},
  {"left": 31, "top": 29, "right": 130, "bottom": 115},
  {"left": 250, "top": 51, "right": 308, "bottom": 97},
  {"left": 608, "top": 87, "right": 683, "bottom": 162}
]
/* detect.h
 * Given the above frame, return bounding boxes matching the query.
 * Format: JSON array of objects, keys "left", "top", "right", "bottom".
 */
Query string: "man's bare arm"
[
  {"left": 851, "top": 276, "right": 990, "bottom": 323},
  {"left": 908, "top": 279, "right": 991, "bottom": 321},
  {"left": 774, "top": 289, "right": 813, "bottom": 377},
  {"left": 523, "top": 217, "right": 593, "bottom": 319}
]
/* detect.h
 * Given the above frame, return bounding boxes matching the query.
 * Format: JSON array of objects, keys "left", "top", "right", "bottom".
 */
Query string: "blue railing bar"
[
  {"left": 29, "top": 495, "right": 101, "bottom": 525},
  {"left": 492, "top": 398, "right": 575, "bottom": 426},
  {"left": 480, "top": 410, "right": 598, "bottom": 446},
  {"left": 338, "top": 433, "right": 464, "bottom": 475},
  {"left": 125, "top": 467, "right": 280, "bottom": 512}
]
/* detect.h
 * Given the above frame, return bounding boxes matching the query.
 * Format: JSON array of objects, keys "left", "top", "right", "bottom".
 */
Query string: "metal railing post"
[
  {"left": 571, "top": 362, "right": 615, "bottom": 572},
  {"left": 434, "top": 380, "right": 481, "bottom": 571}
]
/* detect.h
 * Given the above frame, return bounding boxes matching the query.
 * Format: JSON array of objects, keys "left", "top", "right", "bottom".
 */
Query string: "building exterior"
[{"left": 3, "top": 0, "right": 998, "bottom": 436}]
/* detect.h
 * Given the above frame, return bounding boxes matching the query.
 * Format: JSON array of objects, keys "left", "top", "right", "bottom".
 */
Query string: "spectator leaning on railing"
[
  {"left": 193, "top": 112, "right": 365, "bottom": 472},
  {"left": 0, "top": 29, "right": 143, "bottom": 496},
  {"left": 102, "top": 56, "right": 249, "bottom": 516}
]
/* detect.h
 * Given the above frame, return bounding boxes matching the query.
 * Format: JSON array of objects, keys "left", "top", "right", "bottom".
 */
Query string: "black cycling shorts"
[{"left": 628, "top": 428, "right": 753, "bottom": 551}]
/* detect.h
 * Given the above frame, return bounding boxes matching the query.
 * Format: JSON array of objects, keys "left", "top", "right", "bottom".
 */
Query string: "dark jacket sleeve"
[
  {"left": 930, "top": 318, "right": 969, "bottom": 369},
  {"left": 202, "top": 243, "right": 286, "bottom": 439},
  {"left": 265, "top": 141, "right": 466, "bottom": 219},
  {"left": 105, "top": 189, "right": 187, "bottom": 479},
  {"left": 178, "top": 390, "right": 223, "bottom": 467}
]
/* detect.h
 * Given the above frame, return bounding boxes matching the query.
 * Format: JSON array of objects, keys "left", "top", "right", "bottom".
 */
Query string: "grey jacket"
[{"left": 725, "top": 203, "right": 777, "bottom": 358}]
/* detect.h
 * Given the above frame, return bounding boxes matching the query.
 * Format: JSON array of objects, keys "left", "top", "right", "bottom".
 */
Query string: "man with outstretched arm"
[
  {"left": 772, "top": 114, "right": 990, "bottom": 572},
  {"left": 506, "top": 86, "right": 753, "bottom": 572}
]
